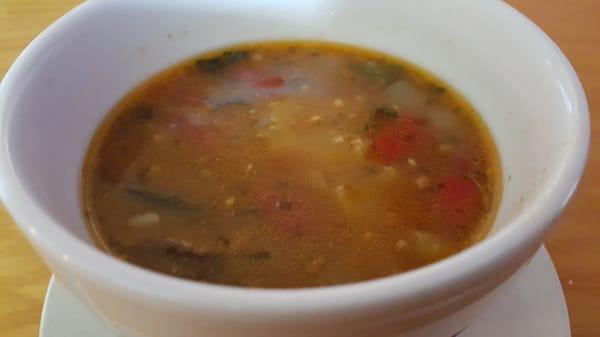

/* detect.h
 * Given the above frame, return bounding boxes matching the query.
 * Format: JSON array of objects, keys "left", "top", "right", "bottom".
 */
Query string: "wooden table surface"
[{"left": 0, "top": 1, "right": 598, "bottom": 336}]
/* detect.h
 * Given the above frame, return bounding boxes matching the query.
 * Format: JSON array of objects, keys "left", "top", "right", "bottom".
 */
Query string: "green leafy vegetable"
[
  {"left": 119, "top": 239, "right": 271, "bottom": 261},
  {"left": 349, "top": 61, "right": 405, "bottom": 85},
  {"left": 125, "top": 185, "right": 198, "bottom": 212},
  {"left": 430, "top": 84, "right": 447, "bottom": 95},
  {"left": 210, "top": 99, "right": 250, "bottom": 112},
  {"left": 364, "top": 106, "right": 400, "bottom": 132},
  {"left": 195, "top": 50, "right": 249, "bottom": 74}
]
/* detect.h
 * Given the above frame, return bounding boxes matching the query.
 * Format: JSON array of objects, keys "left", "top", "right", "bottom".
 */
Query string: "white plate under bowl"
[{"left": 39, "top": 247, "right": 570, "bottom": 337}]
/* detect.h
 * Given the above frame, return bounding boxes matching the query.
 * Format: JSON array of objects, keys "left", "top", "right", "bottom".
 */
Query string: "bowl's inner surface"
[{"left": 4, "top": 0, "right": 576, "bottom": 251}]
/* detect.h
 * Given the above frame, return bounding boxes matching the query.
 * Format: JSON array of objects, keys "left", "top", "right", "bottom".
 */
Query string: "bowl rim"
[{"left": 0, "top": 0, "right": 589, "bottom": 316}]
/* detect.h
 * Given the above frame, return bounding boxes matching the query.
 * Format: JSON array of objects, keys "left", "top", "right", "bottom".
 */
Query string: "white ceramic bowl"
[{"left": 0, "top": 1, "right": 589, "bottom": 337}]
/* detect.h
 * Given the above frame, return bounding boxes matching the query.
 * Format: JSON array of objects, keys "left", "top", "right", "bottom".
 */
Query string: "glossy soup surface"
[{"left": 83, "top": 42, "right": 500, "bottom": 288}]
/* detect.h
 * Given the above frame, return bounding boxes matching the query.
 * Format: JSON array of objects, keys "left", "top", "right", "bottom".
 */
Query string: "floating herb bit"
[
  {"left": 363, "top": 118, "right": 375, "bottom": 132},
  {"left": 245, "top": 251, "right": 271, "bottom": 260},
  {"left": 195, "top": 50, "right": 249, "bottom": 74},
  {"left": 375, "top": 106, "right": 399, "bottom": 119},
  {"left": 364, "top": 106, "right": 400, "bottom": 132},
  {"left": 430, "top": 84, "right": 447, "bottom": 95},
  {"left": 124, "top": 184, "right": 198, "bottom": 212},
  {"left": 349, "top": 61, "right": 405, "bottom": 85},
  {"left": 209, "top": 99, "right": 251, "bottom": 111},
  {"left": 132, "top": 103, "right": 154, "bottom": 120}
]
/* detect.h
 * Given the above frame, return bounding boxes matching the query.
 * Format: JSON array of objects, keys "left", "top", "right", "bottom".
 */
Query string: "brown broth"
[{"left": 82, "top": 41, "right": 501, "bottom": 288}]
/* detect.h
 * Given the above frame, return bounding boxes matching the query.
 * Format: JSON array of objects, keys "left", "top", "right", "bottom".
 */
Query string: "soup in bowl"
[
  {"left": 0, "top": 1, "right": 588, "bottom": 337},
  {"left": 83, "top": 41, "right": 501, "bottom": 288}
]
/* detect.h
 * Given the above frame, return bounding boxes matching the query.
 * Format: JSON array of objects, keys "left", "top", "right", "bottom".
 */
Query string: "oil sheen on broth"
[{"left": 82, "top": 41, "right": 501, "bottom": 288}]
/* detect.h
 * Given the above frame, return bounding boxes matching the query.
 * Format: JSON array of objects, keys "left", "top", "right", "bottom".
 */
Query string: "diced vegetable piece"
[
  {"left": 255, "top": 76, "right": 285, "bottom": 88},
  {"left": 428, "top": 106, "right": 462, "bottom": 131},
  {"left": 409, "top": 230, "right": 452, "bottom": 262},
  {"left": 372, "top": 131, "right": 405, "bottom": 163},
  {"left": 224, "top": 196, "right": 236, "bottom": 207},
  {"left": 128, "top": 212, "right": 160, "bottom": 227},
  {"left": 332, "top": 135, "right": 345, "bottom": 144},
  {"left": 307, "top": 115, "right": 321, "bottom": 123},
  {"left": 438, "top": 176, "right": 481, "bottom": 218},
  {"left": 383, "top": 80, "right": 427, "bottom": 109},
  {"left": 371, "top": 117, "right": 432, "bottom": 164}
]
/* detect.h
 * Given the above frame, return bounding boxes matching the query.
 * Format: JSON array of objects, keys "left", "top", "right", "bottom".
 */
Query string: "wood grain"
[
  {"left": 0, "top": 1, "right": 598, "bottom": 336},
  {"left": 0, "top": 2, "right": 83, "bottom": 336}
]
